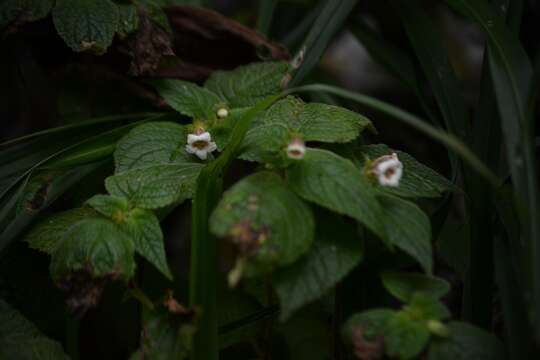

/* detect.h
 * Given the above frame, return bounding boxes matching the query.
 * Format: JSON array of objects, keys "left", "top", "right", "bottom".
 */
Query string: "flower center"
[
  {"left": 384, "top": 168, "right": 395, "bottom": 178},
  {"left": 192, "top": 140, "right": 208, "bottom": 149}
]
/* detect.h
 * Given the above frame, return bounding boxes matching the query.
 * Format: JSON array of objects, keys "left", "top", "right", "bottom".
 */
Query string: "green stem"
[{"left": 187, "top": 94, "right": 283, "bottom": 360}]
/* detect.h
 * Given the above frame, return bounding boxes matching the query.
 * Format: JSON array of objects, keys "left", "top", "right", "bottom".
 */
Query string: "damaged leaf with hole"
[{"left": 210, "top": 172, "right": 314, "bottom": 280}]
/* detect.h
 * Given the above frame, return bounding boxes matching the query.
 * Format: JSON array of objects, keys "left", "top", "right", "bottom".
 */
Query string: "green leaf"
[
  {"left": 105, "top": 163, "right": 203, "bottom": 209},
  {"left": 87, "top": 194, "right": 129, "bottom": 219},
  {"left": 286, "top": 148, "right": 386, "bottom": 241},
  {"left": 50, "top": 216, "right": 135, "bottom": 281},
  {"left": 205, "top": 62, "right": 288, "bottom": 107},
  {"left": 403, "top": 293, "right": 451, "bottom": 321},
  {"left": 385, "top": 311, "right": 431, "bottom": 360},
  {"left": 210, "top": 171, "right": 314, "bottom": 277},
  {"left": 240, "top": 97, "right": 373, "bottom": 163},
  {"left": 125, "top": 208, "right": 172, "bottom": 280},
  {"left": 152, "top": 80, "right": 223, "bottom": 119},
  {"left": 428, "top": 321, "right": 505, "bottom": 360},
  {"left": 360, "top": 144, "right": 453, "bottom": 198},
  {"left": 378, "top": 194, "right": 433, "bottom": 273},
  {"left": 132, "top": 307, "right": 195, "bottom": 360},
  {"left": 25, "top": 207, "right": 97, "bottom": 254},
  {"left": 0, "top": 0, "right": 54, "bottom": 28},
  {"left": 53, "top": 0, "right": 119, "bottom": 54},
  {"left": 381, "top": 272, "right": 450, "bottom": 303},
  {"left": 274, "top": 215, "right": 363, "bottom": 321},
  {"left": 343, "top": 309, "right": 394, "bottom": 342},
  {"left": 0, "top": 299, "right": 69, "bottom": 360},
  {"left": 116, "top": 3, "right": 139, "bottom": 38},
  {"left": 110, "top": 122, "right": 204, "bottom": 208},
  {"left": 114, "top": 122, "right": 191, "bottom": 173}
]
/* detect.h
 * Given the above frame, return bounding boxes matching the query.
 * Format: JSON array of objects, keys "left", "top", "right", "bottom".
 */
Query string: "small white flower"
[
  {"left": 217, "top": 107, "right": 229, "bottom": 118},
  {"left": 185, "top": 131, "right": 217, "bottom": 160},
  {"left": 372, "top": 153, "right": 403, "bottom": 187},
  {"left": 286, "top": 138, "right": 306, "bottom": 160}
]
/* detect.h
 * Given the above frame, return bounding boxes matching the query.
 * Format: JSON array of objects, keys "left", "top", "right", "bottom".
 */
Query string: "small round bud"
[
  {"left": 217, "top": 108, "right": 229, "bottom": 118},
  {"left": 427, "top": 320, "right": 449, "bottom": 337}
]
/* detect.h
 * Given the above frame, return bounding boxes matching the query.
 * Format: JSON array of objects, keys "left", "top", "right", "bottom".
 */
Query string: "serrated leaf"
[
  {"left": 0, "top": 0, "right": 54, "bottom": 28},
  {"left": 114, "top": 122, "right": 190, "bottom": 173},
  {"left": 50, "top": 217, "right": 135, "bottom": 281},
  {"left": 125, "top": 208, "right": 172, "bottom": 280},
  {"left": 208, "top": 108, "right": 251, "bottom": 151},
  {"left": 274, "top": 215, "right": 363, "bottom": 321},
  {"left": 240, "top": 97, "right": 374, "bottom": 163},
  {"left": 153, "top": 79, "right": 223, "bottom": 119},
  {"left": 111, "top": 122, "right": 204, "bottom": 208},
  {"left": 205, "top": 62, "right": 288, "bottom": 107},
  {"left": 381, "top": 272, "right": 450, "bottom": 303},
  {"left": 0, "top": 299, "right": 69, "bottom": 360},
  {"left": 105, "top": 163, "right": 203, "bottom": 209},
  {"left": 116, "top": 4, "right": 139, "bottom": 38},
  {"left": 53, "top": 0, "right": 119, "bottom": 54},
  {"left": 385, "top": 311, "right": 430, "bottom": 360},
  {"left": 428, "top": 321, "right": 505, "bottom": 360},
  {"left": 378, "top": 194, "right": 433, "bottom": 273},
  {"left": 24, "top": 207, "right": 97, "bottom": 254},
  {"left": 286, "top": 148, "right": 386, "bottom": 241},
  {"left": 360, "top": 144, "right": 453, "bottom": 198},
  {"left": 210, "top": 171, "right": 314, "bottom": 277}
]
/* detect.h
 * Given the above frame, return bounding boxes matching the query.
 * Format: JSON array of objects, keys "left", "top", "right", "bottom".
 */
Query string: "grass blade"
[
  {"left": 290, "top": 0, "right": 359, "bottom": 86},
  {"left": 257, "top": 0, "right": 278, "bottom": 37}
]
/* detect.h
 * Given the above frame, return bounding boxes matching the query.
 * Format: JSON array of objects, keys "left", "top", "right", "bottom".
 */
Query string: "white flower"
[
  {"left": 217, "top": 107, "right": 229, "bottom": 118},
  {"left": 286, "top": 138, "right": 306, "bottom": 160},
  {"left": 372, "top": 153, "right": 403, "bottom": 187},
  {"left": 185, "top": 131, "right": 217, "bottom": 160}
]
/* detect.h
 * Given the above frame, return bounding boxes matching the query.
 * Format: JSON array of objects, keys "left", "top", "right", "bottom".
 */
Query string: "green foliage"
[
  {"left": 428, "top": 321, "right": 505, "bottom": 360},
  {"left": 286, "top": 148, "right": 386, "bottom": 240},
  {"left": 378, "top": 194, "right": 433, "bottom": 273},
  {"left": 205, "top": 62, "right": 289, "bottom": 108},
  {"left": 210, "top": 172, "right": 314, "bottom": 278},
  {"left": 273, "top": 214, "right": 363, "bottom": 321},
  {"left": 0, "top": 0, "right": 54, "bottom": 27},
  {"left": 360, "top": 144, "right": 454, "bottom": 198},
  {"left": 53, "top": 0, "right": 119, "bottom": 54},
  {"left": 0, "top": 299, "right": 69, "bottom": 360},
  {"left": 381, "top": 272, "right": 450, "bottom": 303}
]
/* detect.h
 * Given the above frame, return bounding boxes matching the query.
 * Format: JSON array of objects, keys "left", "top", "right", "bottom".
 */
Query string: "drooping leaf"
[
  {"left": 378, "top": 194, "right": 433, "bottom": 274},
  {"left": 0, "top": 299, "right": 69, "bottom": 360},
  {"left": 124, "top": 208, "right": 172, "bottom": 280},
  {"left": 210, "top": 171, "right": 314, "bottom": 277},
  {"left": 49, "top": 216, "right": 135, "bottom": 281},
  {"left": 286, "top": 148, "right": 386, "bottom": 241},
  {"left": 274, "top": 214, "right": 363, "bottom": 321},
  {"left": 360, "top": 144, "right": 453, "bottom": 198},
  {"left": 105, "top": 163, "right": 203, "bottom": 209},
  {"left": 381, "top": 272, "right": 450, "bottom": 303},
  {"left": 152, "top": 80, "right": 223, "bottom": 119},
  {"left": 53, "top": 0, "right": 119, "bottom": 54},
  {"left": 88, "top": 194, "right": 172, "bottom": 279},
  {"left": 428, "top": 321, "right": 505, "bottom": 360},
  {"left": 205, "top": 62, "right": 288, "bottom": 108}
]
